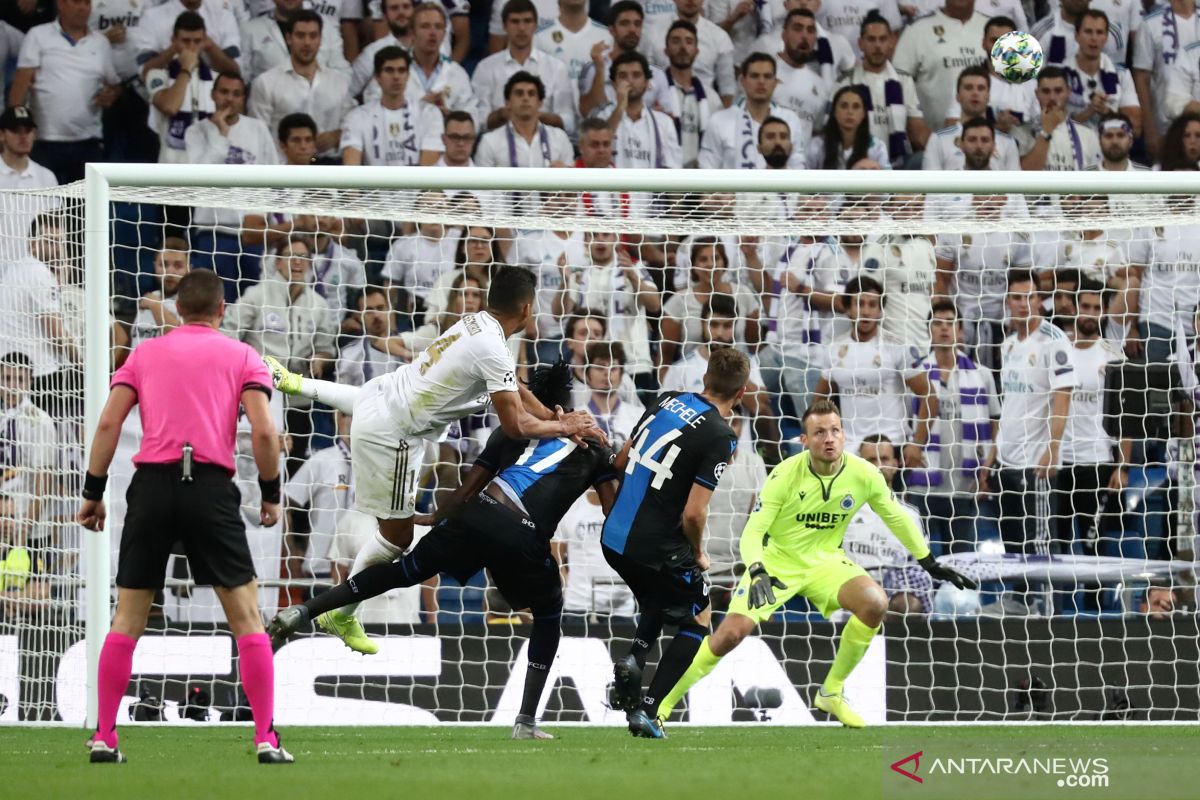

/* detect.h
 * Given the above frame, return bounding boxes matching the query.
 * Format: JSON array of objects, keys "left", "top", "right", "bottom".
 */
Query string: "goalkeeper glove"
[
  {"left": 747, "top": 562, "right": 788, "bottom": 609},
  {"left": 918, "top": 555, "right": 978, "bottom": 590}
]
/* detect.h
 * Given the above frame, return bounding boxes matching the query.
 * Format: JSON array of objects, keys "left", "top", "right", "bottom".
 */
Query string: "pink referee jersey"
[{"left": 111, "top": 323, "right": 272, "bottom": 473}]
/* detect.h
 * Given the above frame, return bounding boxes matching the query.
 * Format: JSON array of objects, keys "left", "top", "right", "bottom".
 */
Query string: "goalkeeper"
[{"left": 656, "top": 400, "right": 976, "bottom": 728}]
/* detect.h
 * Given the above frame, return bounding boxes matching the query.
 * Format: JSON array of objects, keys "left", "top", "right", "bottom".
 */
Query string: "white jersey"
[
  {"left": 0, "top": 256, "right": 62, "bottom": 377},
  {"left": 511, "top": 229, "right": 586, "bottom": 339},
  {"left": 557, "top": 495, "right": 635, "bottom": 616},
  {"left": 613, "top": 108, "right": 683, "bottom": 171},
  {"left": 0, "top": 398, "right": 58, "bottom": 521},
  {"left": 1062, "top": 53, "right": 1139, "bottom": 131},
  {"left": 767, "top": 238, "right": 856, "bottom": 350},
  {"left": 1033, "top": 229, "right": 1150, "bottom": 286},
  {"left": 339, "top": 100, "right": 444, "bottom": 165},
  {"left": 578, "top": 57, "right": 681, "bottom": 119},
  {"left": 818, "top": 0, "right": 904, "bottom": 57},
  {"left": 1131, "top": 4, "right": 1200, "bottom": 133},
  {"left": 1040, "top": 1, "right": 1132, "bottom": 63},
  {"left": 661, "top": 349, "right": 766, "bottom": 396},
  {"left": 146, "top": 64, "right": 217, "bottom": 164},
  {"left": 381, "top": 232, "right": 461, "bottom": 303},
  {"left": 997, "top": 321, "right": 1079, "bottom": 468},
  {"left": 535, "top": 17, "right": 611, "bottom": 86},
  {"left": 336, "top": 337, "right": 408, "bottom": 387},
  {"left": 402, "top": 56, "right": 478, "bottom": 126},
  {"left": 705, "top": 444, "right": 768, "bottom": 583},
  {"left": 772, "top": 58, "right": 831, "bottom": 142},
  {"left": 935, "top": 230, "right": 1033, "bottom": 324},
  {"left": 90, "top": 0, "right": 146, "bottom": 82},
  {"left": 1034, "top": 118, "right": 1103, "bottom": 171},
  {"left": 836, "top": 62, "right": 923, "bottom": 166},
  {"left": 749, "top": 22, "right": 855, "bottom": 87},
  {"left": 922, "top": 123, "right": 1022, "bottom": 171},
  {"left": 699, "top": 103, "right": 807, "bottom": 170},
  {"left": 283, "top": 439, "right": 353, "bottom": 575},
  {"left": 377, "top": 310, "right": 518, "bottom": 439},
  {"left": 1032, "top": 12, "right": 1083, "bottom": 67},
  {"left": 661, "top": 284, "right": 760, "bottom": 358},
  {"left": 666, "top": 71, "right": 715, "bottom": 167},
  {"left": 1143, "top": 223, "right": 1200, "bottom": 336},
  {"left": 130, "top": 295, "right": 178, "bottom": 347},
  {"left": 185, "top": 114, "right": 279, "bottom": 230},
  {"left": 860, "top": 235, "right": 937, "bottom": 350},
  {"left": 943, "top": 73, "right": 1040, "bottom": 130},
  {"left": 642, "top": 15, "right": 736, "bottom": 99},
  {"left": 842, "top": 500, "right": 922, "bottom": 576},
  {"left": 1062, "top": 337, "right": 1124, "bottom": 466},
  {"left": 892, "top": 9, "right": 988, "bottom": 131},
  {"left": 1166, "top": 40, "right": 1200, "bottom": 121},
  {"left": 573, "top": 259, "right": 657, "bottom": 375},
  {"left": 814, "top": 333, "right": 921, "bottom": 449}
]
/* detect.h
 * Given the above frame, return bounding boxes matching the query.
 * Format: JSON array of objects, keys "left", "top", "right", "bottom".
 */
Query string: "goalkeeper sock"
[
  {"left": 642, "top": 622, "right": 707, "bottom": 718},
  {"left": 657, "top": 636, "right": 721, "bottom": 719},
  {"left": 96, "top": 631, "right": 137, "bottom": 748},
  {"left": 822, "top": 615, "right": 881, "bottom": 695},
  {"left": 519, "top": 607, "right": 562, "bottom": 719},
  {"left": 236, "top": 633, "right": 278, "bottom": 748},
  {"left": 296, "top": 377, "right": 360, "bottom": 416},
  {"left": 338, "top": 530, "right": 405, "bottom": 616},
  {"left": 629, "top": 608, "right": 665, "bottom": 669}
]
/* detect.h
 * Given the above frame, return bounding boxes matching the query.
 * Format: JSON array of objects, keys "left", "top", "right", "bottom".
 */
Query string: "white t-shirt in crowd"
[
  {"left": 813, "top": 332, "right": 921, "bottom": 450},
  {"left": 1062, "top": 337, "right": 1124, "bottom": 466},
  {"left": 557, "top": 495, "right": 635, "bottom": 616},
  {"left": 996, "top": 321, "right": 1079, "bottom": 468},
  {"left": 17, "top": 20, "right": 119, "bottom": 141},
  {"left": 284, "top": 439, "right": 355, "bottom": 575},
  {"left": 892, "top": 9, "right": 988, "bottom": 132},
  {"left": 340, "top": 100, "right": 445, "bottom": 165}
]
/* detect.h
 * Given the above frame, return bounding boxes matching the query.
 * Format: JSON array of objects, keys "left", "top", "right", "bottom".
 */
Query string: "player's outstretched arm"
[{"left": 491, "top": 390, "right": 607, "bottom": 446}]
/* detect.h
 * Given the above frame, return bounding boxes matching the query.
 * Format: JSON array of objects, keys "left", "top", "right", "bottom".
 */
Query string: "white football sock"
[
  {"left": 338, "top": 529, "right": 404, "bottom": 617},
  {"left": 297, "top": 377, "right": 360, "bottom": 416}
]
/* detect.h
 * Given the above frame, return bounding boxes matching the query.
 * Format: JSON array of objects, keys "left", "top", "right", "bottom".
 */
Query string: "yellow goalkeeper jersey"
[{"left": 739, "top": 451, "right": 930, "bottom": 566}]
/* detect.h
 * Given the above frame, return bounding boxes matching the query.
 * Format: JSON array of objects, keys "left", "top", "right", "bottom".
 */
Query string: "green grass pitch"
[{"left": 3, "top": 725, "right": 1196, "bottom": 800}]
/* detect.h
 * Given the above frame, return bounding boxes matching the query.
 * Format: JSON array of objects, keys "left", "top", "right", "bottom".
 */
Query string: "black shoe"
[
  {"left": 626, "top": 709, "right": 667, "bottom": 739},
  {"left": 611, "top": 655, "right": 643, "bottom": 712},
  {"left": 266, "top": 606, "right": 309, "bottom": 646},
  {"left": 89, "top": 739, "right": 127, "bottom": 763},
  {"left": 257, "top": 740, "right": 295, "bottom": 764}
]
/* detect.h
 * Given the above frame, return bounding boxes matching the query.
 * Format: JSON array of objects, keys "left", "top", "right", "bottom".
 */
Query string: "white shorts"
[{"left": 350, "top": 377, "right": 427, "bottom": 519}]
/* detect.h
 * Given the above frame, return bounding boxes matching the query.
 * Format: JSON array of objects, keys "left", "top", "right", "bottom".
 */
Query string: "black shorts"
[
  {"left": 413, "top": 492, "right": 562, "bottom": 613},
  {"left": 601, "top": 545, "right": 710, "bottom": 624},
  {"left": 117, "top": 463, "right": 255, "bottom": 590}
]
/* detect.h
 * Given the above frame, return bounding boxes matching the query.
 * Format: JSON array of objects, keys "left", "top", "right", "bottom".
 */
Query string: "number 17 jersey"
[{"left": 601, "top": 391, "right": 737, "bottom": 568}]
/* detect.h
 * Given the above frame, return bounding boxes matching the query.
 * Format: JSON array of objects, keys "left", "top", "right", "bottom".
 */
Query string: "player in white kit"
[{"left": 264, "top": 266, "right": 604, "bottom": 652}]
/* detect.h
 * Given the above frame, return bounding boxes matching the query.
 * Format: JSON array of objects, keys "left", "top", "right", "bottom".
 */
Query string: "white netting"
[{"left": 1, "top": 172, "right": 1198, "bottom": 726}]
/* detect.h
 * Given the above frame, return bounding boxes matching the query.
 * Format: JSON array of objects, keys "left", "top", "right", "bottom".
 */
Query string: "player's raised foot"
[
  {"left": 814, "top": 689, "right": 867, "bottom": 729},
  {"left": 266, "top": 605, "right": 310, "bottom": 646},
  {"left": 88, "top": 738, "right": 126, "bottom": 764},
  {"left": 316, "top": 609, "right": 379, "bottom": 655},
  {"left": 256, "top": 738, "right": 295, "bottom": 764},
  {"left": 610, "top": 654, "right": 643, "bottom": 711},
  {"left": 262, "top": 355, "right": 302, "bottom": 395},
  {"left": 626, "top": 709, "right": 667, "bottom": 739},
  {"left": 511, "top": 714, "right": 555, "bottom": 740}
]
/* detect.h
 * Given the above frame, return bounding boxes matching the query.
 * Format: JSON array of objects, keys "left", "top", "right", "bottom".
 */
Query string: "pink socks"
[
  {"left": 237, "top": 633, "right": 278, "bottom": 748},
  {"left": 95, "top": 631, "right": 137, "bottom": 748}
]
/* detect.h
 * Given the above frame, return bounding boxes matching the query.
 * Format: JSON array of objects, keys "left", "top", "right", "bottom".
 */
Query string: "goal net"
[{"left": 1, "top": 166, "right": 1197, "bottom": 727}]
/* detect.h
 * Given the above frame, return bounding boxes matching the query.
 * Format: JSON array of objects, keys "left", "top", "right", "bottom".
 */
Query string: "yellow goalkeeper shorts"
[{"left": 727, "top": 549, "right": 868, "bottom": 623}]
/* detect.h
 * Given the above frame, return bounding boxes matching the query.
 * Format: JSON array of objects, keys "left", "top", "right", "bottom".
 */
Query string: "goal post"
[{"left": 4, "top": 164, "right": 1197, "bottom": 728}]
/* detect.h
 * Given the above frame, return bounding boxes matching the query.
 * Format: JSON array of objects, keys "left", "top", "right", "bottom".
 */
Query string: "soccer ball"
[{"left": 990, "top": 31, "right": 1044, "bottom": 84}]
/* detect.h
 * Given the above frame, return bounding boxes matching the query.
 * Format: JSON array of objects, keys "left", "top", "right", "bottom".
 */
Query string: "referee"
[{"left": 77, "top": 270, "right": 292, "bottom": 765}]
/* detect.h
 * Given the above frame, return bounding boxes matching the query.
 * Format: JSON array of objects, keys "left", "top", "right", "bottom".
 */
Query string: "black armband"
[
  {"left": 258, "top": 475, "right": 282, "bottom": 504},
  {"left": 82, "top": 472, "right": 108, "bottom": 501}
]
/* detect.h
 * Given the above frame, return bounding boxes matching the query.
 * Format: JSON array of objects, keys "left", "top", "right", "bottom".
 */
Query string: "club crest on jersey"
[
  {"left": 840, "top": 494, "right": 855, "bottom": 510},
  {"left": 552, "top": 30, "right": 563, "bottom": 42}
]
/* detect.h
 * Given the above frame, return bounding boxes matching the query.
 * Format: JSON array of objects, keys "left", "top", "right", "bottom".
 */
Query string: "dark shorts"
[
  {"left": 415, "top": 492, "right": 562, "bottom": 613},
  {"left": 601, "top": 545, "right": 710, "bottom": 624},
  {"left": 117, "top": 464, "right": 255, "bottom": 590}
]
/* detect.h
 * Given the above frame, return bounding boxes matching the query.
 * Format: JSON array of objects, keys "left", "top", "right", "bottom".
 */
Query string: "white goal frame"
[{"left": 80, "top": 164, "right": 1200, "bottom": 728}]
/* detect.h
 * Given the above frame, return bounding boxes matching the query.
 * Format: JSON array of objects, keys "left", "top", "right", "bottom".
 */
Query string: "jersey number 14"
[{"left": 626, "top": 427, "right": 683, "bottom": 490}]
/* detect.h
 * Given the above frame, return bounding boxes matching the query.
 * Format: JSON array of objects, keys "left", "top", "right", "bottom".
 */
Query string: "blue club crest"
[{"left": 840, "top": 494, "right": 855, "bottom": 510}]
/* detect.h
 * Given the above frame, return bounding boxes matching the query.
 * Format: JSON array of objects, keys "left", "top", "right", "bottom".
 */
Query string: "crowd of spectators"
[{"left": 2, "top": 0, "right": 1199, "bottom": 627}]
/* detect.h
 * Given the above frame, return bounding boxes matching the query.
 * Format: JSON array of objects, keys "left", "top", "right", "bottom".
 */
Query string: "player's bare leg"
[
  {"left": 814, "top": 576, "right": 887, "bottom": 729},
  {"left": 215, "top": 581, "right": 293, "bottom": 763},
  {"left": 263, "top": 355, "right": 360, "bottom": 415},
  {"left": 90, "top": 587, "right": 155, "bottom": 763}
]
